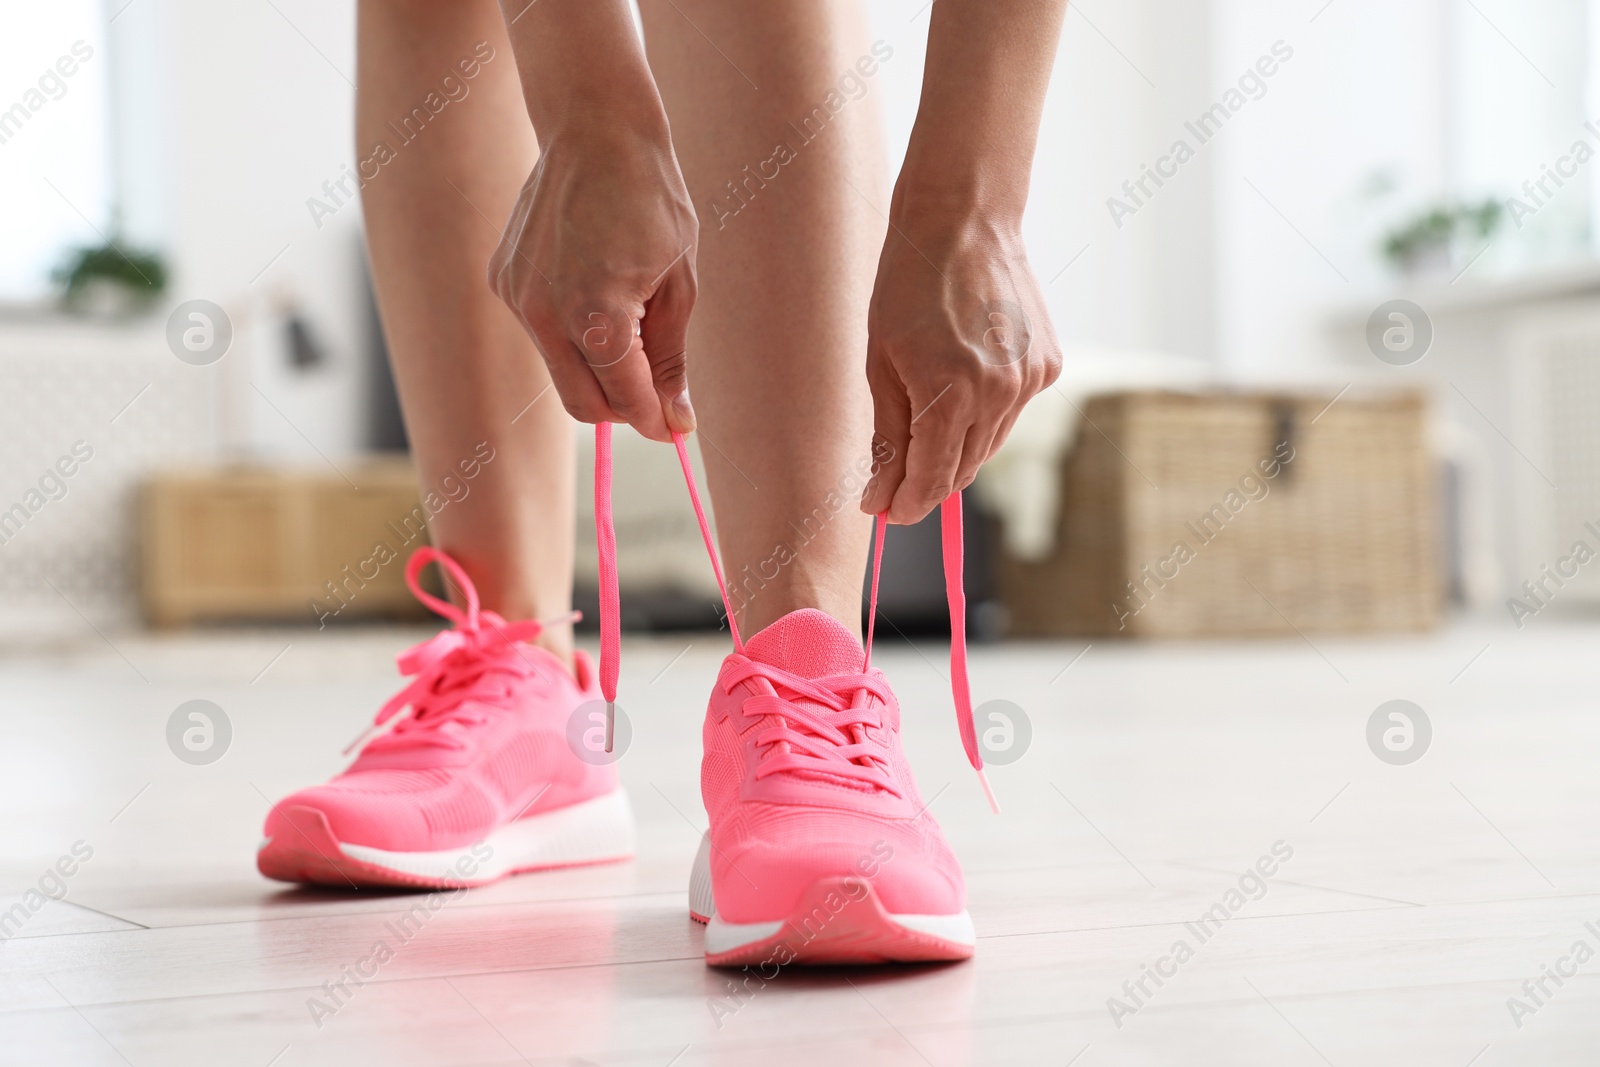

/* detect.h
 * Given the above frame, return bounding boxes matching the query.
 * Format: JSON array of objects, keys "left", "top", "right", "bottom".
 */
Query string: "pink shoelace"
[
  {"left": 721, "top": 657, "right": 899, "bottom": 793},
  {"left": 593, "top": 423, "right": 998, "bottom": 812},
  {"left": 343, "top": 548, "right": 579, "bottom": 755}
]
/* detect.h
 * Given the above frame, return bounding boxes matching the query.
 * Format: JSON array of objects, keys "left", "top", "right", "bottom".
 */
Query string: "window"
[
  {"left": 0, "top": 2, "right": 113, "bottom": 304},
  {"left": 1447, "top": 0, "right": 1592, "bottom": 274}
]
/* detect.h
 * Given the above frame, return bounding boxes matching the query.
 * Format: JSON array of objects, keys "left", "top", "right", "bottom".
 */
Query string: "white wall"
[
  {"left": 1209, "top": 0, "right": 1595, "bottom": 373},
  {"left": 868, "top": 0, "right": 1454, "bottom": 372},
  {"left": 130, "top": 0, "right": 1226, "bottom": 466},
  {"left": 1451, "top": 0, "right": 1589, "bottom": 271},
  {"left": 1210, "top": 0, "right": 1449, "bottom": 373},
  {"left": 1, "top": 3, "right": 116, "bottom": 301},
  {"left": 126, "top": 0, "right": 1587, "bottom": 420},
  {"left": 154, "top": 0, "right": 371, "bottom": 461},
  {"left": 865, "top": 0, "right": 1220, "bottom": 362}
]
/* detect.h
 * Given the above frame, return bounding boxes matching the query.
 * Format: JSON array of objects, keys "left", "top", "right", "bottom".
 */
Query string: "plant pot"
[
  {"left": 62, "top": 278, "right": 158, "bottom": 321},
  {"left": 1397, "top": 241, "right": 1453, "bottom": 280}
]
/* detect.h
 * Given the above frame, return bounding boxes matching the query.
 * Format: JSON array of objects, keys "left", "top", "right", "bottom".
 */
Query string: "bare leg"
[
  {"left": 357, "top": 0, "right": 574, "bottom": 665},
  {"left": 638, "top": 0, "right": 886, "bottom": 638}
]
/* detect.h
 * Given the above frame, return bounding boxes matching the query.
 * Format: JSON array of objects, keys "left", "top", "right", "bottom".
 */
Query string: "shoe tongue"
[{"left": 741, "top": 609, "right": 866, "bottom": 679}]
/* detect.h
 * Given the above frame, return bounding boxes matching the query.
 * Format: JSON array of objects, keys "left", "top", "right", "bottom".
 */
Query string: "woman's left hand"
[{"left": 860, "top": 207, "right": 1062, "bottom": 524}]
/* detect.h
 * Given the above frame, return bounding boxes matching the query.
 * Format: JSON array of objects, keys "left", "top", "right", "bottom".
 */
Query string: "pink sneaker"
[
  {"left": 257, "top": 548, "right": 634, "bottom": 889},
  {"left": 606, "top": 430, "right": 991, "bottom": 966},
  {"left": 689, "top": 608, "right": 976, "bottom": 966}
]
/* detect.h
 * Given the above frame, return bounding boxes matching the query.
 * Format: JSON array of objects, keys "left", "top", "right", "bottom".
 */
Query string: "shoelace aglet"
[
  {"left": 604, "top": 700, "right": 616, "bottom": 753},
  {"left": 977, "top": 767, "right": 1001, "bottom": 815}
]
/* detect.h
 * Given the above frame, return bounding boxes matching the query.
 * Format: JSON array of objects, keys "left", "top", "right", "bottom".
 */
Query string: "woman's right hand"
[{"left": 489, "top": 112, "right": 699, "bottom": 442}]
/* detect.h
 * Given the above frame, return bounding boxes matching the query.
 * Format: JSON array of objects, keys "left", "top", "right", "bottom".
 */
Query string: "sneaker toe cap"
[
  {"left": 263, "top": 777, "right": 485, "bottom": 853},
  {"left": 713, "top": 829, "right": 964, "bottom": 923}
]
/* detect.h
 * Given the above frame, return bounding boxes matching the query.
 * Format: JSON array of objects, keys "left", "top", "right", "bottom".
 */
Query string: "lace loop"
[
  {"left": 343, "top": 546, "right": 579, "bottom": 755},
  {"left": 404, "top": 543, "right": 479, "bottom": 628}
]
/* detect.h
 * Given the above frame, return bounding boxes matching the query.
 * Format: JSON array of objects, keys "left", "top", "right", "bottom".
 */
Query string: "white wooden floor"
[{"left": 2, "top": 617, "right": 1598, "bottom": 1065}]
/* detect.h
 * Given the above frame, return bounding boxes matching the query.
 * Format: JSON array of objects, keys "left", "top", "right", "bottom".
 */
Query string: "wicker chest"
[{"left": 999, "top": 390, "right": 1440, "bottom": 637}]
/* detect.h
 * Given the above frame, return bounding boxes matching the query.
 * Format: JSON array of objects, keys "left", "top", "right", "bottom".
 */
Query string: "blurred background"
[{"left": 2, "top": 0, "right": 1596, "bottom": 644}]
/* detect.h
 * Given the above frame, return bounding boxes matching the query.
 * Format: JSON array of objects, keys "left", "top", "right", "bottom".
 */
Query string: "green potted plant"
[
  {"left": 1382, "top": 199, "right": 1502, "bottom": 276},
  {"left": 52, "top": 240, "right": 168, "bottom": 318}
]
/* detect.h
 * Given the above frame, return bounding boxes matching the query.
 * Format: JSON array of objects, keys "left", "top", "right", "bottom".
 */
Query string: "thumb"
[
  {"left": 861, "top": 365, "right": 911, "bottom": 516},
  {"left": 640, "top": 264, "right": 697, "bottom": 433}
]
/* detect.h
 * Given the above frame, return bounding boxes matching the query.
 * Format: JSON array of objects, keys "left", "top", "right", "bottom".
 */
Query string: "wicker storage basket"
[{"left": 999, "top": 389, "right": 1439, "bottom": 637}]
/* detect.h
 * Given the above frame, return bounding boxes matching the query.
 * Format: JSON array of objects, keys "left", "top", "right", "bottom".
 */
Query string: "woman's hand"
[
  {"left": 860, "top": 206, "right": 1062, "bottom": 524},
  {"left": 489, "top": 114, "right": 698, "bottom": 443}
]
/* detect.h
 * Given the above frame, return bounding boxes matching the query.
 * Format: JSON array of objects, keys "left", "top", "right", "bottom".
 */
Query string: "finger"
[
  {"left": 889, "top": 407, "right": 969, "bottom": 525},
  {"left": 984, "top": 405, "right": 1024, "bottom": 464},
  {"left": 861, "top": 365, "right": 912, "bottom": 517},
  {"left": 573, "top": 304, "right": 671, "bottom": 442},
  {"left": 952, "top": 419, "right": 995, "bottom": 494},
  {"left": 492, "top": 275, "right": 615, "bottom": 425},
  {"left": 955, "top": 388, "right": 1026, "bottom": 492},
  {"left": 534, "top": 328, "right": 620, "bottom": 426},
  {"left": 640, "top": 261, "right": 697, "bottom": 433}
]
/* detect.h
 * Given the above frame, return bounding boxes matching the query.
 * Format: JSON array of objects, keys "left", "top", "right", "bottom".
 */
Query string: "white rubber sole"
[
  {"left": 688, "top": 833, "right": 975, "bottom": 966},
  {"left": 258, "top": 788, "right": 635, "bottom": 888}
]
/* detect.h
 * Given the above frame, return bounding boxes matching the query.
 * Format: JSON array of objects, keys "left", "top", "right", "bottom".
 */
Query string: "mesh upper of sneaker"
[{"left": 700, "top": 609, "right": 966, "bottom": 923}]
